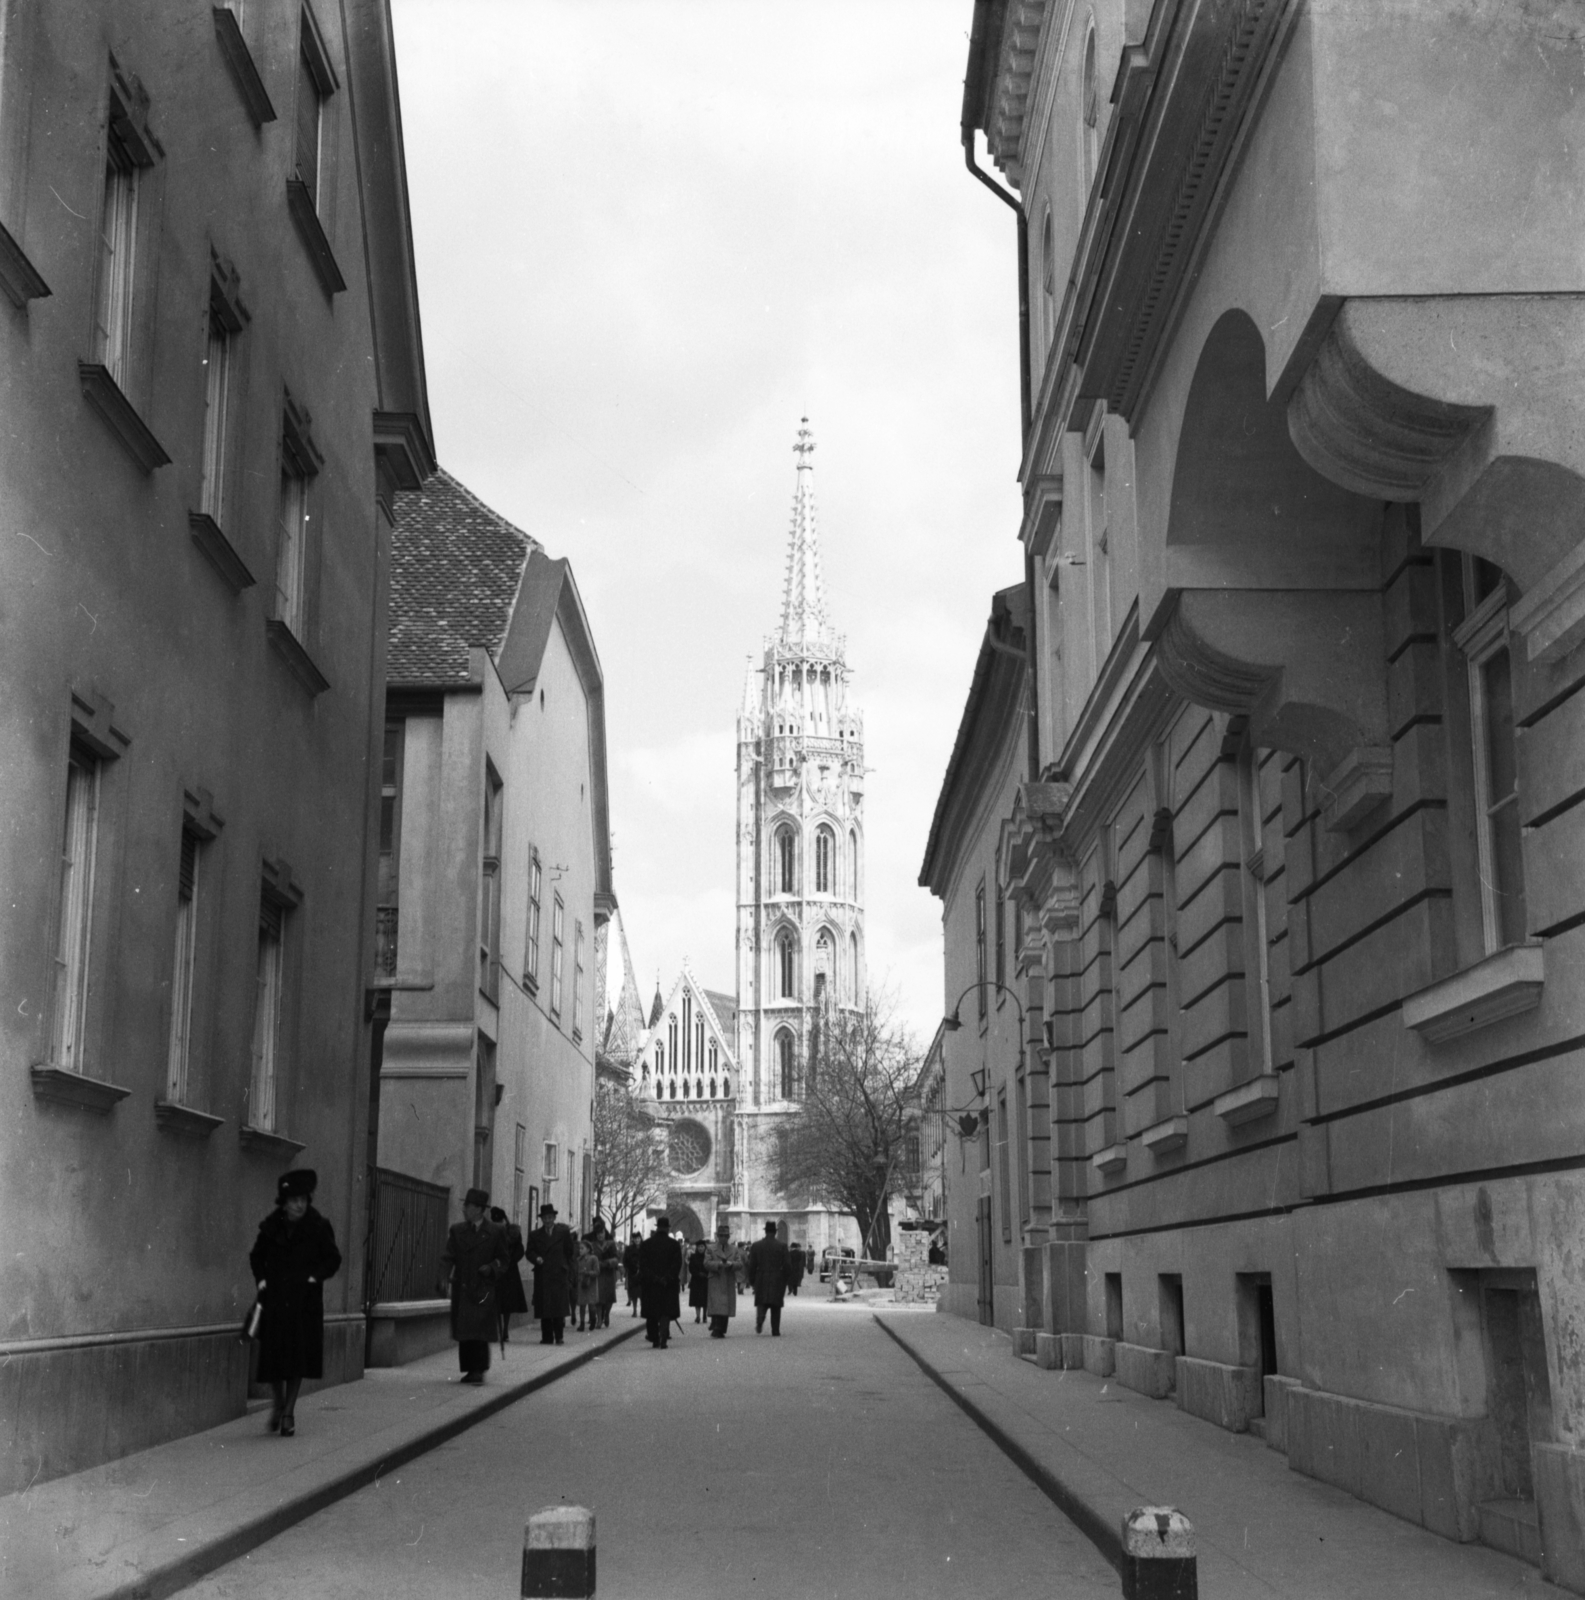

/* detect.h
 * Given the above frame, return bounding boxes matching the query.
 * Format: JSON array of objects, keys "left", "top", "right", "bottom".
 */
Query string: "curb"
[
  {"left": 873, "top": 1314, "right": 1123, "bottom": 1576},
  {"left": 106, "top": 1323, "right": 642, "bottom": 1600}
]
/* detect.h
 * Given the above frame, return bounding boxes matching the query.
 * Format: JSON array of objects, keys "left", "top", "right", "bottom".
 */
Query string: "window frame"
[
  {"left": 293, "top": 5, "right": 338, "bottom": 211},
  {"left": 275, "top": 395, "right": 321, "bottom": 638},
  {"left": 777, "top": 927, "right": 796, "bottom": 999},
  {"left": 815, "top": 825, "right": 833, "bottom": 894},
  {"left": 975, "top": 879, "right": 987, "bottom": 1022},
  {"left": 165, "top": 827, "right": 201, "bottom": 1103},
  {"left": 479, "top": 763, "right": 503, "bottom": 1002},
  {"left": 93, "top": 126, "right": 140, "bottom": 387},
  {"left": 525, "top": 850, "right": 541, "bottom": 989},
  {"left": 776, "top": 824, "right": 795, "bottom": 896},
  {"left": 550, "top": 893, "right": 565, "bottom": 1018},
  {"left": 250, "top": 892, "right": 287, "bottom": 1132},
  {"left": 50, "top": 746, "right": 103, "bottom": 1073},
  {"left": 572, "top": 918, "right": 585, "bottom": 1041}
]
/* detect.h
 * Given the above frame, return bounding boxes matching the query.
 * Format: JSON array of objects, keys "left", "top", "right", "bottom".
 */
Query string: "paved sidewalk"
[
  {"left": 877, "top": 1311, "right": 1565, "bottom": 1599},
  {"left": 0, "top": 1318, "right": 641, "bottom": 1600}
]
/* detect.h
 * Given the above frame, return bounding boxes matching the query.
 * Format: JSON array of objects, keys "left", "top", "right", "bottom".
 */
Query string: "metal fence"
[{"left": 367, "top": 1167, "right": 450, "bottom": 1305}]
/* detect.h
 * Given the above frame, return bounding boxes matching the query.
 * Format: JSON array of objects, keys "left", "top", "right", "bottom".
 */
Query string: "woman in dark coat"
[
  {"left": 623, "top": 1232, "right": 642, "bottom": 1315},
  {"left": 442, "top": 1187, "right": 510, "bottom": 1383},
  {"left": 489, "top": 1206, "right": 529, "bottom": 1346},
  {"left": 248, "top": 1168, "right": 341, "bottom": 1437},
  {"left": 687, "top": 1241, "right": 708, "bottom": 1321}
]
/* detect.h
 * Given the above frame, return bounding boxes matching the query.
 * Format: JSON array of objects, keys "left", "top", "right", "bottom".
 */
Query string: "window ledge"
[
  {"left": 285, "top": 179, "right": 346, "bottom": 296},
  {"left": 266, "top": 619, "right": 330, "bottom": 696},
  {"left": 1141, "top": 1115, "right": 1188, "bottom": 1153},
  {"left": 188, "top": 511, "right": 255, "bottom": 592},
  {"left": 1214, "top": 1074, "right": 1281, "bottom": 1126},
  {"left": 0, "top": 218, "right": 49, "bottom": 307},
  {"left": 212, "top": 7, "right": 276, "bottom": 127},
  {"left": 238, "top": 1124, "right": 306, "bottom": 1158},
  {"left": 31, "top": 1065, "right": 131, "bottom": 1112},
  {"left": 1091, "top": 1143, "right": 1128, "bottom": 1175},
  {"left": 155, "top": 1098, "right": 224, "bottom": 1136},
  {"left": 1402, "top": 943, "right": 1545, "bottom": 1044},
  {"left": 79, "top": 363, "right": 171, "bottom": 473}
]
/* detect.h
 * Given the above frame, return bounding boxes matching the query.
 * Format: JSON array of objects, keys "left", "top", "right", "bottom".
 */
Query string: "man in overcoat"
[
  {"left": 787, "top": 1241, "right": 806, "bottom": 1296},
  {"left": 441, "top": 1188, "right": 510, "bottom": 1383},
  {"left": 623, "top": 1230, "right": 642, "bottom": 1315},
  {"left": 638, "top": 1215, "right": 683, "bottom": 1348},
  {"left": 703, "top": 1220, "right": 739, "bottom": 1338},
  {"left": 747, "top": 1220, "right": 792, "bottom": 1336},
  {"left": 524, "top": 1201, "right": 577, "bottom": 1345}
]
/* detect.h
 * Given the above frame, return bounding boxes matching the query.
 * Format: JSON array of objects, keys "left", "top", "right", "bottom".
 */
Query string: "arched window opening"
[
  {"left": 849, "top": 829, "right": 859, "bottom": 898},
  {"left": 777, "top": 1028, "right": 799, "bottom": 1101},
  {"left": 1081, "top": 26, "right": 1099, "bottom": 188},
  {"left": 1041, "top": 209, "right": 1056, "bottom": 353},
  {"left": 849, "top": 932, "right": 859, "bottom": 1004},
  {"left": 777, "top": 929, "right": 795, "bottom": 999},
  {"left": 682, "top": 1078, "right": 690, "bottom": 1099},
  {"left": 709, "top": 1077, "right": 717, "bottom": 1099},
  {"left": 654, "top": 1042, "right": 664, "bottom": 1075},
  {"left": 776, "top": 825, "right": 795, "bottom": 895},
  {"left": 669, "top": 1080, "right": 676, "bottom": 1100},
  {"left": 815, "top": 826, "right": 834, "bottom": 893},
  {"left": 722, "top": 1075, "right": 730, "bottom": 1098}
]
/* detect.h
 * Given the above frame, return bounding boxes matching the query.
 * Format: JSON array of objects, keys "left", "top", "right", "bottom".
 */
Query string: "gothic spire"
[{"left": 778, "top": 418, "right": 829, "bottom": 648}]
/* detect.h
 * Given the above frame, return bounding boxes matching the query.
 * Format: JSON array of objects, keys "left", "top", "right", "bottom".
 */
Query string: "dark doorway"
[
  {"left": 976, "top": 1196, "right": 994, "bottom": 1326},
  {"left": 1158, "top": 1274, "right": 1185, "bottom": 1356},
  {"left": 1105, "top": 1272, "right": 1124, "bottom": 1342}
]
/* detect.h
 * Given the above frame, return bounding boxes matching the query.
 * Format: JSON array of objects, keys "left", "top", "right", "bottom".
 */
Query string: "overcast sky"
[{"left": 390, "top": 0, "right": 1024, "bottom": 1045}]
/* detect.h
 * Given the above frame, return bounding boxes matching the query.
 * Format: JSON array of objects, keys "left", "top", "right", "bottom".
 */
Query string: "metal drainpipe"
[{"left": 963, "top": 129, "right": 1042, "bottom": 786}]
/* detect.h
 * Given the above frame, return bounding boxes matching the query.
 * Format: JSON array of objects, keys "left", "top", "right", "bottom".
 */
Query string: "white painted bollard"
[
  {"left": 1121, "top": 1506, "right": 1195, "bottom": 1599},
  {"left": 522, "top": 1505, "right": 595, "bottom": 1598}
]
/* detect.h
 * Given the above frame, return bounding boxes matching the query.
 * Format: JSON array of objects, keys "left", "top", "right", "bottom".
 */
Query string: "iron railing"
[{"left": 367, "top": 1166, "right": 449, "bottom": 1305}]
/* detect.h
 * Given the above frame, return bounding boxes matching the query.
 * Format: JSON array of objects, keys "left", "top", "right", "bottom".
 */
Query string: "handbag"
[{"left": 239, "top": 1298, "right": 263, "bottom": 1342}]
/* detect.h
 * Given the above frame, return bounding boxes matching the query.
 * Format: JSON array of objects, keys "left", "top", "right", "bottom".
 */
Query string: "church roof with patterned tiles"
[{"left": 388, "top": 467, "right": 540, "bottom": 685}]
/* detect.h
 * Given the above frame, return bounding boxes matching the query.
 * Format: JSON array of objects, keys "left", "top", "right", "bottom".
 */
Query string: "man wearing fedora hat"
[
  {"left": 524, "top": 1201, "right": 577, "bottom": 1345},
  {"left": 441, "top": 1188, "right": 510, "bottom": 1383}
]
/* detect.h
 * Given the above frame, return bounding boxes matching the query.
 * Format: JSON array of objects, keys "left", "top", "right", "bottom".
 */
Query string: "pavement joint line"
[
  {"left": 75, "top": 1323, "right": 642, "bottom": 1600},
  {"left": 873, "top": 1313, "right": 1124, "bottom": 1578}
]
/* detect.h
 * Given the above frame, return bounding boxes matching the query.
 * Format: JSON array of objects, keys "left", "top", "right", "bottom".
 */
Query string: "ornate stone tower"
[{"left": 732, "top": 420, "right": 865, "bottom": 1252}]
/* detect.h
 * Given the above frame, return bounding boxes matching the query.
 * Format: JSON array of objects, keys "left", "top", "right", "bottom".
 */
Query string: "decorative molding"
[
  {"left": 1287, "top": 309, "right": 1488, "bottom": 501},
  {"left": 31, "top": 1066, "right": 131, "bottom": 1112},
  {"left": 1315, "top": 745, "right": 1393, "bottom": 834},
  {"left": 1510, "top": 539, "right": 1585, "bottom": 665},
  {"left": 261, "top": 854, "right": 305, "bottom": 908},
  {"left": 1213, "top": 1074, "right": 1280, "bottom": 1126},
  {"left": 1402, "top": 943, "right": 1544, "bottom": 1045},
  {"left": 154, "top": 1099, "right": 223, "bottom": 1135},
  {"left": 1154, "top": 598, "right": 1274, "bottom": 715},
  {"left": 983, "top": 0, "right": 1050, "bottom": 186},
  {"left": 1141, "top": 1115, "right": 1188, "bottom": 1153},
  {"left": 266, "top": 619, "right": 330, "bottom": 696},
  {"left": 212, "top": 7, "right": 276, "bottom": 127},
  {"left": 70, "top": 689, "right": 131, "bottom": 760},
  {"left": 209, "top": 249, "right": 249, "bottom": 333},
  {"left": 238, "top": 1124, "right": 306, "bottom": 1158},
  {"left": 188, "top": 511, "right": 255, "bottom": 592},
  {"left": 1091, "top": 1142, "right": 1128, "bottom": 1175},
  {"left": 182, "top": 786, "right": 225, "bottom": 840},
  {"left": 0, "top": 219, "right": 49, "bottom": 308},
  {"left": 109, "top": 58, "right": 160, "bottom": 166},
  {"left": 281, "top": 387, "right": 324, "bottom": 475},
  {"left": 78, "top": 363, "right": 171, "bottom": 474},
  {"left": 286, "top": 179, "right": 346, "bottom": 296}
]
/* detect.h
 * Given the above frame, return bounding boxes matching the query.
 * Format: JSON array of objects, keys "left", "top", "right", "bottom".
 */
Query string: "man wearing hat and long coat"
[
  {"left": 638, "top": 1216, "right": 683, "bottom": 1348},
  {"left": 524, "top": 1202, "right": 577, "bottom": 1345},
  {"left": 441, "top": 1187, "right": 510, "bottom": 1384},
  {"left": 747, "top": 1221, "right": 792, "bottom": 1336},
  {"left": 703, "top": 1220, "right": 739, "bottom": 1338}
]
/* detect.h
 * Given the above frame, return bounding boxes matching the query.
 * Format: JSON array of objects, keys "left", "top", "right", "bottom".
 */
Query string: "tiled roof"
[{"left": 388, "top": 467, "right": 538, "bottom": 686}]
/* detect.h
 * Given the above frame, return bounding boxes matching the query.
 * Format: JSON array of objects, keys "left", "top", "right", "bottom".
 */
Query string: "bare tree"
[
  {"left": 591, "top": 1075, "right": 667, "bottom": 1237},
  {"left": 767, "top": 997, "right": 920, "bottom": 1259}
]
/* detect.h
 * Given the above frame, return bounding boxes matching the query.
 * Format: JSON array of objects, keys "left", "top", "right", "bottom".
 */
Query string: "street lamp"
[{"left": 941, "top": 978, "right": 1028, "bottom": 1043}]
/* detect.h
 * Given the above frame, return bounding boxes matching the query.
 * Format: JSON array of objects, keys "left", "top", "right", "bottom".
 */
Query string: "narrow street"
[{"left": 178, "top": 1301, "right": 1116, "bottom": 1600}]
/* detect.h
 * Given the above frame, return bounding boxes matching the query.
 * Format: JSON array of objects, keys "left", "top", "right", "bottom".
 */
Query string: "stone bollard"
[
  {"left": 522, "top": 1505, "right": 595, "bottom": 1598},
  {"left": 1121, "top": 1506, "right": 1195, "bottom": 1599}
]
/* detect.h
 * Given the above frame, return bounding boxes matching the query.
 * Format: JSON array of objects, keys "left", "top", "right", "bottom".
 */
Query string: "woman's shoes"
[
  {"left": 279, "top": 1414, "right": 296, "bottom": 1438},
  {"left": 267, "top": 1405, "right": 282, "bottom": 1433}
]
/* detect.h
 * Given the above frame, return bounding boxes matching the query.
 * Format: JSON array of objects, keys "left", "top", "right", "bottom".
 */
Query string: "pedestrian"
[
  {"left": 441, "top": 1187, "right": 509, "bottom": 1385},
  {"left": 703, "top": 1221, "right": 738, "bottom": 1338},
  {"left": 248, "top": 1168, "right": 341, "bottom": 1438},
  {"left": 574, "top": 1231, "right": 600, "bottom": 1331},
  {"left": 489, "top": 1206, "right": 528, "bottom": 1349},
  {"left": 638, "top": 1215, "right": 683, "bottom": 1348},
  {"left": 787, "top": 1241, "right": 806, "bottom": 1296},
  {"left": 623, "top": 1230, "right": 642, "bottom": 1316},
  {"left": 525, "top": 1202, "right": 577, "bottom": 1345},
  {"left": 592, "top": 1217, "right": 620, "bottom": 1329},
  {"left": 747, "top": 1221, "right": 791, "bottom": 1336},
  {"left": 687, "top": 1239, "right": 708, "bottom": 1322}
]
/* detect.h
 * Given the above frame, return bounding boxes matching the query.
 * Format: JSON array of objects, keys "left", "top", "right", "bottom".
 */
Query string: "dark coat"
[
  {"left": 526, "top": 1222, "right": 577, "bottom": 1319},
  {"left": 249, "top": 1206, "right": 341, "bottom": 1382},
  {"left": 638, "top": 1232, "right": 683, "bottom": 1322},
  {"left": 788, "top": 1245, "right": 806, "bottom": 1289},
  {"left": 498, "top": 1223, "right": 529, "bottom": 1315},
  {"left": 442, "top": 1218, "right": 510, "bottom": 1343},
  {"left": 623, "top": 1240, "right": 641, "bottom": 1294},
  {"left": 747, "top": 1235, "right": 792, "bottom": 1309},
  {"left": 687, "top": 1245, "right": 708, "bottom": 1309},
  {"left": 595, "top": 1236, "right": 620, "bottom": 1304}
]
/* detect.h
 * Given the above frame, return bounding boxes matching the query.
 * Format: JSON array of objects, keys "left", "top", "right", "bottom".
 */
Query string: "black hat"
[
  {"left": 764, "top": 1221, "right": 778, "bottom": 1235},
  {"left": 464, "top": 1187, "right": 490, "bottom": 1210},
  {"left": 489, "top": 1206, "right": 507, "bottom": 1222},
  {"left": 277, "top": 1169, "right": 317, "bottom": 1201},
  {"left": 539, "top": 1202, "right": 557, "bottom": 1217},
  {"left": 655, "top": 1216, "right": 671, "bottom": 1231}
]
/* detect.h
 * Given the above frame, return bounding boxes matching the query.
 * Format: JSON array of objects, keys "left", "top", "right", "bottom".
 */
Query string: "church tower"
[{"left": 732, "top": 420, "right": 865, "bottom": 1253}]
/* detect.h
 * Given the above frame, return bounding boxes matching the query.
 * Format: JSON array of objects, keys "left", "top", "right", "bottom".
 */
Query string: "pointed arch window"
[
  {"left": 777, "top": 1027, "right": 799, "bottom": 1101},
  {"left": 654, "top": 1041, "right": 664, "bottom": 1075},
  {"left": 815, "top": 825, "right": 834, "bottom": 893},
  {"left": 777, "top": 929, "right": 796, "bottom": 999},
  {"left": 849, "top": 932, "right": 859, "bottom": 1004},
  {"left": 682, "top": 1078, "right": 690, "bottom": 1099},
  {"left": 849, "top": 829, "right": 859, "bottom": 898},
  {"left": 776, "top": 825, "right": 795, "bottom": 895},
  {"left": 709, "top": 1077, "right": 717, "bottom": 1099}
]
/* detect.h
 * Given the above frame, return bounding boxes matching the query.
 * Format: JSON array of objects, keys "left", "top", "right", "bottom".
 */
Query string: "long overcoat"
[
  {"left": 622, "top": 1240, "right": 641, "bottom": 1298},
  {"left": 498, "top": 1223, "right": 529, "bottom": 1315},
  {"left": 525, "top": 1222, "right": 577, "bottom": 1319},
  {"left": 747, "top": 1235, "right": 792, "bottom": 1309},
  {"left": 704, "top": 1239, "right": 738, "bottom": 1318},
  {"left": 638, "top": 1231, "right": 683, "bottom": 1323},
  {"left": 249, "top": 1205, "right": 341, "bottom": 1382},
  {"left": 595, "top": 1236, "right": 620, "bottom": 1306},
  {"left": 442, "top": 1218, "right": 509, "bottom": 1343},
  {"left": 788, "top": 1246, "right": 806, "bottom": 1292},
  {"left": 686, "top": 1245, "right": 708, "bottom": 1309}
]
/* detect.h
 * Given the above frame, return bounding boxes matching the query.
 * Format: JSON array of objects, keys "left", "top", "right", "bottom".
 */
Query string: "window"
[
  {"left": 1040, "top": 208, "right": 1055, "bottom": 353},
  {"left": 1238, "top": 738, "right": 1274, "bottom": 1073},
  {"left": 166, "top": 827, "right": 201, "bottom": 1102},
  {"left": 1081, "top": 24, "right": 1100, "bottom": 190},
  {"left": 776, "top": 825, "right": 795, "bottom": 895},
  {"left": 525, "top": 851, "right": 541, "bottom": 988},
  {"left": 294, "top": 14, "right": 330, "bottom": 209},
  {"left": 994, "top": 879, "right": 1006, "bottom": 992},
  {"left": 997, "top": 1088, "right": 1012, "bottom": 1243},
  {"left": 543, "top": 1141, "right": 559, "bottom": 1181},
  {"left": 849, "top": 932, "right": 859, "bottom": 1004},
  {"left": 1088, "top": 425, "right": 1110, "bottom": 668},
  {"left": 695, "top": 1014, "right": 705, "bottom": 1068},
  {"left": 654, "top": 1041, "right": 664, "bottom": 1075},
  {"left": 975, "top": 880, "right": 987, "bottom": 1021},
  {"left": 250, "top": 895, "right": 286, "bottom": 1131},
  {"left": 93, "top": 82, "right": 144, "bottom": 388},
  {"left": 479, "top": 765, "right": 502, "bottom": 1001},
  {"left": 50, "top": 748, "right": 102, "bottom": 1072},
  {"left": 550, "top": 894, "right": 565, "bottom": 1017},
  {"left": 777, "top": 928, "right": 795, "bottom": 999},
  {"left": 376, "top": 721, "right": 402, "bottom": 978},
  {"left": 849, "top": 829, "right": 859, "bottom": 898},
  {"left": 200, "top": 307, "right": 232, "bottom": 520},
  {"left": 275, "top": 397, "right": 320, "bottom": 637},
  {"left": 1455, "top": 558, "right": 1525, "bottom": 952},
  {"left": 572, "top": 919, "right": 585, "bottom": 1040},
  {"left": 815, "top": 825, "right": 834, "bottom": 893},
  {"left": 669, "top": 1015, "right": 679, "bottom": 1072},
  {"left": 709, "top": 1039, "right": 718, "bottom": 1072},
  {"left": 777, "top": 1028, "right": 798, "bottom": 1101},
  {"left": 683, "top": 994, "right": 692, "bottom": 1069},
  {"left": 513, "top": 1123, "right": 526, "bottom": 1227}
]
